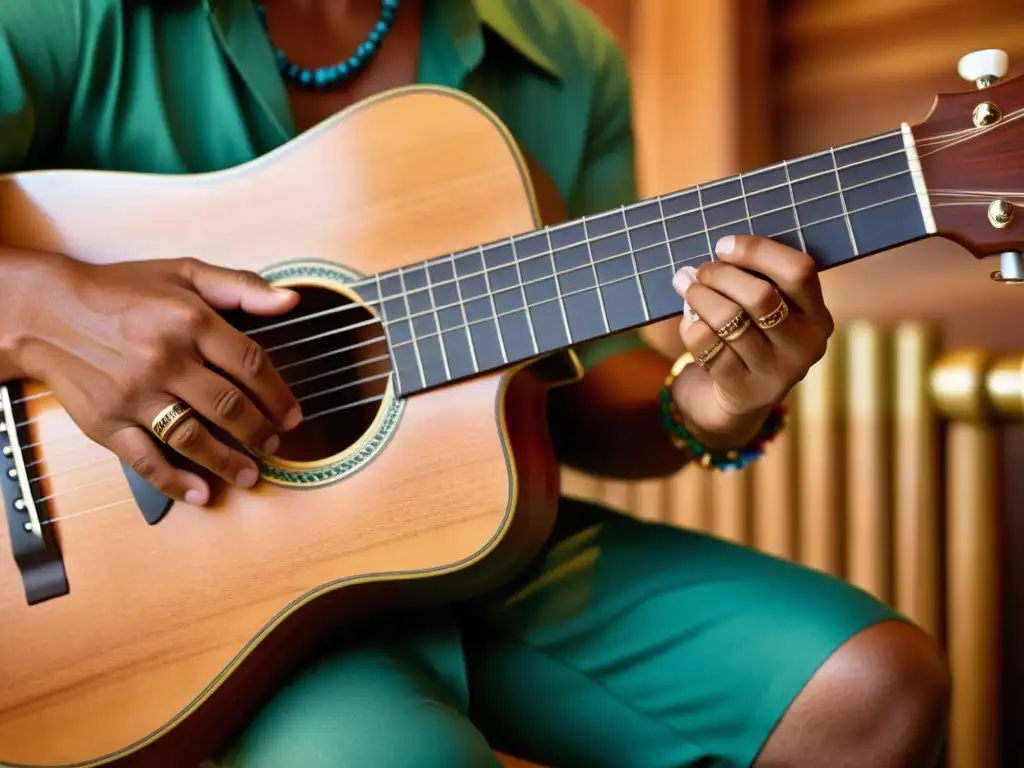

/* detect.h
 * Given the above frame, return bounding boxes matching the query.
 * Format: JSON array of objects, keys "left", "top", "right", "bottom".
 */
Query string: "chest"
[{"left": 262, "top": 1, "right": 424, "bottom": 132}]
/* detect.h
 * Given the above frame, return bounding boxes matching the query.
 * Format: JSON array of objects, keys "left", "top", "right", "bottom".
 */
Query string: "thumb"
[
  {"left": 672, "top": 266, "right": 700, "bottom": 344},
  {"left": 180, "top": 260, "right": 300, "bottom": 316}
]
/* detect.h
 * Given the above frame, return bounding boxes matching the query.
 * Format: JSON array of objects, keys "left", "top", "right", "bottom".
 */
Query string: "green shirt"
[{"left": 0, "top": 0, "right": 648, "bottom": 367}]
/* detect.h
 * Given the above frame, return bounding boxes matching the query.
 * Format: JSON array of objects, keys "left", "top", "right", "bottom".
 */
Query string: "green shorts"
[{"left": 214, "top": 497, "right": 902, "bottom": 767}]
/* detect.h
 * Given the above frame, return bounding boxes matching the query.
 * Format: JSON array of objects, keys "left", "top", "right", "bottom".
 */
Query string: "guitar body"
[{"left": 0, "top": 87, "right": 575, "bottom": 767}]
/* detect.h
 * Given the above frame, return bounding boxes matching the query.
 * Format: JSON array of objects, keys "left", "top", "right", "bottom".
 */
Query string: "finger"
[
  {"left": 714, "top": 235, "right": 825, "bottom": 316},
  {"left": 147, "top": 399, "right": 262, "bottom": 489},
  {"left": 198, "top": 317, "right": 303, "bottom": 431},
  {"left": 177, "top": 258, "right": 300, "bottom": 316},
  {"left": 109, "top": 425, "right": 210, "bottom": 505},
  {"left": 680, "top": 282, "right": 774, "bottom": 373},
  {"left": 693, "top": 261, "right": 797, "bottom": 355},
  {"left": 171, "top": 362, "right": 281, "bottom": 456}
]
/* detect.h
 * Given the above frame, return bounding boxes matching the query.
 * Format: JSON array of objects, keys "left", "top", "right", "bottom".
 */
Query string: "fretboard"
[{"left": 360, "top": 128, "right": 931, "bottom": 397}]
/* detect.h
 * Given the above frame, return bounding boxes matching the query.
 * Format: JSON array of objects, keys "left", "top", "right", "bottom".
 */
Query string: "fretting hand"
[
  {"left": 0, "top": 250, "right": 303, "bottom": 505},
  {"left": 670, "top": 235, "right": 834, "bottom": 448}
]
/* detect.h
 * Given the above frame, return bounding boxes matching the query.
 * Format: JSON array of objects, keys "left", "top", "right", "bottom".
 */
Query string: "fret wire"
[
  {"left": 543, "top": 227, "right": 574, "bottom": 343},
  {"left": 374, "top": 272, "right": 405, "bottom": 393},
  {"left": 695, "top": 183, "right": 716, "bottom": 262},
  {"left": 781, "top": 159, "right": 807, "bottom": 252},
  {"left": 397, "top": 190, "right": 918, "bottom": 357},
  {"left": 382, "top": 147, "right": 910, "bottom": 320},
  {"left": 656, "top": 195, "right": 673, "bottom": 268},
  {"left": 478, "top": 244, "right": 508, "bottom": 364},
  {"left": 448, "top": 252, "right": 479, "bottom": 374},
  {"left": 621, "top": 204, "right": 649, "bottom": 322},
  {"left": 422, "top": 261, "right": 451, "bottom": 381},
  {"left": 737, "top": 174, "right": 754, "bottom": 236},
  {"left": 508, "top": 236, "right": 539, "bottom": 355},
  {"left": 581, "top": 217, "right": 611, "bottom": 334},
  {"left": 829, "top": 146, "right": 859, "bottom": 256},
  {"left": 398, "top": 167, "right": 912, "bottom": 339},
  {"left": 331, "top": 136, "right": 907, "bottom": 329},
  {"left": 396, "top": 266, "right": 429, "bottom": 386}
]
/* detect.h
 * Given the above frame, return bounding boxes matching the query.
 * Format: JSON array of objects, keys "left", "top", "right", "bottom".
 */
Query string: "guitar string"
[
  {"left": 10, "top": 130, "right": 914, "bottom": 411},
  {"left": 12, "top": 162, "right": 917, "bottom": 435},
  {"left": 19, "top": 184, "right": 947, "bottom": 511},
  {"left": 10, "top": 111, "right": 1017, "bottom": 411},
  {"left": 11, "top": 117, "right": 1011, "bottom": 523},
  {"left": 12, "top": 158, "right": 917, "bottom": 412}
]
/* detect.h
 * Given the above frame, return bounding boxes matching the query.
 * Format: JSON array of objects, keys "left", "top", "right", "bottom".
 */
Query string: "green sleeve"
[
  {"left": 0, "top": 0, "right": 81, "bottom": 172},
  {"left": 566, "top": 32, "right": 651, "bottom": 373}
]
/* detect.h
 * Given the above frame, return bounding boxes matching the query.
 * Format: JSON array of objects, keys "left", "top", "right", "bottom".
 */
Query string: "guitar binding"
[{"left": 0, "top": 383, "right": 69, "bottom": 605}]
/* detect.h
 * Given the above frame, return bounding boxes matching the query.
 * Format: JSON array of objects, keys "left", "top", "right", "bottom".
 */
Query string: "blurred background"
[{"left": 560, "top": 1, "right": 1024, "bottom": 766}]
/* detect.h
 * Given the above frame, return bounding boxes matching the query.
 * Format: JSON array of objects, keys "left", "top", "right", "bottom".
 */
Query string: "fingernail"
[
  {"left": 237, "top": 467, "right": 259, "bottom": 488},
  {"left": 681, "top": 303, "right": 698, "bottom": 331},
  {"left": 672, "top": 266, "right": 699, "bottom": 296},
  {"left": 283, "top": 405, "right": 303, "bottom": 431},
  {"left": 185, "top": 488, "right": 208, "bottom": 506},
  {"left": 716, "top": 235, "right": 735, "bottom": 256},
  {"left": 262, "top": 434, "right": 280, "bottom": 455}
]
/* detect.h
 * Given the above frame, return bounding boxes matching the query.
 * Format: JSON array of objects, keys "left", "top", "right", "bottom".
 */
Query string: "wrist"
[
  {"left": 0, "top": 249, "right": 66, "bottom": 380},
  {"left": 659, "top": 353, "right": 787, "bottom": 471}
]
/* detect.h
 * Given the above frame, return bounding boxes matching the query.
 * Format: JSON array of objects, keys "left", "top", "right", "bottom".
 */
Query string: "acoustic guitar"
[{"left": 1, "top": 47, "right": 1022, "bottom": 767}]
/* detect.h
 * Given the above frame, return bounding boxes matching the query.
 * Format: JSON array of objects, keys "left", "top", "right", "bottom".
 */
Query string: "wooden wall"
[{"left": 575, "top": 0, "right": 1024, "bottom": 764}]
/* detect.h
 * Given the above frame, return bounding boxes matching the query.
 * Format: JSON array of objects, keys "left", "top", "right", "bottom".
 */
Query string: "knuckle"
[
  {"left": 240, "top": 340, "right": 267, "bottom": 378},
  {"left": 171, "top": 301, "right": 207, "bottom": 333},
  {"left": 755, "top": 284, "right": 777, "bottom": 308},
  {"left": 789, "top": 255, "right": 817, "bottom": 283},
  {"left": 212, "top": 385, "right": 245, "bottom": 421},
  {"left": 168, "top": 419, "right": 202, "bottom": 451},
  {"left": 130, "top": 452, "right": 163, "bottom": 484}
]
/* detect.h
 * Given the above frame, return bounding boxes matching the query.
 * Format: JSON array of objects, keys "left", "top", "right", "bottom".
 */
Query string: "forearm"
[
  {"left": 548, "top": 348, "right": 689, "bottom": 480},
  {"left": 548, "top": 348, "right": 778, "bottom": 481},
  {"left": 0, "top": 248, "right": 46, "bottom": 383}
]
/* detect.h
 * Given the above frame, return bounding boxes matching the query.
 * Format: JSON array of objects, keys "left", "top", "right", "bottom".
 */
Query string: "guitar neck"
[{"left": 366, "top": 125, "right": 934, "bottom": 397}]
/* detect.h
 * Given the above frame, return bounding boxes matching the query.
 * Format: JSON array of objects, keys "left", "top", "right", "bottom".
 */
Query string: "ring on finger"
[
  {"left": 756, "top": 295, "right": 790, "bottom": 330},
  {"left": 150, "top": 401, "right": 194, "bottom": 443},
  {"left": 696, "top": 339, "right": 726, "bottom": 369},
  {"left": 716, "top": 311, "right": 752, "bottom": 342}
]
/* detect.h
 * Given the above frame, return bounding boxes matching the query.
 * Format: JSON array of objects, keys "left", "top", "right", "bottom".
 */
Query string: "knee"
[{"left": 815, "top": 620, "right": 951, "bottom": 758}]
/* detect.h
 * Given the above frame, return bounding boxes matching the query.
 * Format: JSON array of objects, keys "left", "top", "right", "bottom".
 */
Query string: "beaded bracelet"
[{"left": 659, "top": 353, "right": 788, "bottom": 471}]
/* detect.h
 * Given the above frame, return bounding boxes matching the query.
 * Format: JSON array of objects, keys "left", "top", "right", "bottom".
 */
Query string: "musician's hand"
[
  {"left": 670, "top": 235, "right": 833, "bottom": 448},
  {"left": 1, "top": 251, "right": 302, "bottom": 505}
]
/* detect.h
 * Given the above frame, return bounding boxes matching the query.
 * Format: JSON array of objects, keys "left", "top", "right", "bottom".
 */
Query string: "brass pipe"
[
  {"left": 929, "top": 350, "right": 1023, "bottom": 768},
  {"left": 892, "top": 323, "right": 940, "bottom": 637},
  {"left": 846, "top": 322, "right": 891, "bottom": 602}
]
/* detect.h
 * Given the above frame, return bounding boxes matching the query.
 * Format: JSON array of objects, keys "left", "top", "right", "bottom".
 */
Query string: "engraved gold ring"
[
  {"left": 150, "top": 401, "right": 194, "bottom": 443},
  {"left": 716, "top": 311, "right": 752, "bottom": 342},
  {"left": 755, "top": 296, "right": 790, "bottom": 330},
  {"left": 696, "top": 339, "right": 726, "bottom": 369}
]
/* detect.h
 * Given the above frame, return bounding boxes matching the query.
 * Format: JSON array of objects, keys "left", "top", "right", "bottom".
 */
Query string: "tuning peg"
[
  {"left": 958, "top": 49, "right": 1009, "bottom": 89},
  {"left": 991, "top": 251, "right": 1024, "bottom": 284}
]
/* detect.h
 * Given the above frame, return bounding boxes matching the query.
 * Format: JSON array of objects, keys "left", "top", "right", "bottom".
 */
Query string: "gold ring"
[
  {"left": 150, "top": 401, "right": 194, "bottom": 443},
  {"left": 716, "top": 312, "right": 752, "bottom": 342},
  {"left": 755, "top": 296, "right": 789, "bottom": 330},
  {"left": 696, "top": 339, "right": 726, "bottom": 369}
]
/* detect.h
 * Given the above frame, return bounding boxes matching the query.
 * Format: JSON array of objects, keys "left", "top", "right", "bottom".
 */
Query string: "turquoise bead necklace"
[{"left": 255, "top": 0, "right": 401, "bottom": 91}]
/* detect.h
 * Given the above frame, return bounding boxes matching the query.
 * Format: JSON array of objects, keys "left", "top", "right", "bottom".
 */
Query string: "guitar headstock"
[{"left": 914, "top": 49, "right": 1024, "bottom": 283}]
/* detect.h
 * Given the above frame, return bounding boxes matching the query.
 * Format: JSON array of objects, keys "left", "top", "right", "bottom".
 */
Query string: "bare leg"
[{"left": 755, "top": 621, "right": 951, "bottom": 767}]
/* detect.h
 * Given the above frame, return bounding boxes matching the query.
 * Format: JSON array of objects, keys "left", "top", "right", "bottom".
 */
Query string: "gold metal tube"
[
  {"left": 845, "top": 322, "right": 891, "bottom": 601},
  {"left": 892, "top": 323, "right": 940, "bottom": 636},
  {"left": 930, "top": 350, "right": 1008, "bottom": 768},
  {"left": 797, "top": 335, "right": 844, "bottom": 575}
]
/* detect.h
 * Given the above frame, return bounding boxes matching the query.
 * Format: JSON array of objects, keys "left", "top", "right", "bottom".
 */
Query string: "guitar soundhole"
[{"left": 230, "top": 284, "right": 392, "bottom": 463}]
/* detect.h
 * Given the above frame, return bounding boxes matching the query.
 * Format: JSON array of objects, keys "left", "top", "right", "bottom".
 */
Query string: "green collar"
[{"left": 469, "top": 0, "right": 561, "bottom": 79}]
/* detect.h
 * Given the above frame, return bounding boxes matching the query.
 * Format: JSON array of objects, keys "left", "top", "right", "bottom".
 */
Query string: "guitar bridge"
[{"left": 0, "top": 384, "right": 69, "bottom": 605}]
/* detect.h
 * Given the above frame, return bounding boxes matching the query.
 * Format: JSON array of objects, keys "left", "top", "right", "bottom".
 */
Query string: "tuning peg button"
[{"left": 958, "top": 49, "right": 1009, "bottom": 88}]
